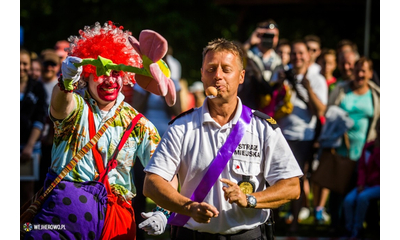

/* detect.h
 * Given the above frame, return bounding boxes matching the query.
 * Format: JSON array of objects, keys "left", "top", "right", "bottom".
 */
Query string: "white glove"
[
  {"left": 61, "top": 56, "right": 83, "bottom": 88},
  {"left": 138, "top": 211, "right": 167, "bottom": 235}
]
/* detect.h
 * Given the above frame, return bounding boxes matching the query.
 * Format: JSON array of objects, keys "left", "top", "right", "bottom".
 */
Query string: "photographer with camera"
[
  {"left": 238, "top": 19, "right": 284, "bottom": 111},
  {"left": 243, "top": 19, "right": 283, "bottom": 82},
  {"left": 277, "top": 39, "right": 328, "bottom": 234}
]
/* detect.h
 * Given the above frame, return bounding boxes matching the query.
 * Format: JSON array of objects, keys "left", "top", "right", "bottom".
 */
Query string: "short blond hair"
[{"left": 202, "top": 38, "right": 244, "bottom": 70}]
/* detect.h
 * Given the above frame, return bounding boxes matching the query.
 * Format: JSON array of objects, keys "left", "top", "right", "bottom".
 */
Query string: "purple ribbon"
[{"left": 168, "top": 105, "right": 252, "bottom": 226}]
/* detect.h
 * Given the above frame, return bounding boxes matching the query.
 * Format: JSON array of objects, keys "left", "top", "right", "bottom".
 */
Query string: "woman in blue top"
[
  {"left": 326, "top": 56, "right": 380, "bottom": 233},
  {"left": 328, "top": 57, "right": 380, "bottom": 161}
]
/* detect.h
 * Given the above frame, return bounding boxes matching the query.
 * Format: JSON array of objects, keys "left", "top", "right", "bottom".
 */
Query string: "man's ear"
[{"left": 239, "top": 70, "right": 245, "bottom": 84}]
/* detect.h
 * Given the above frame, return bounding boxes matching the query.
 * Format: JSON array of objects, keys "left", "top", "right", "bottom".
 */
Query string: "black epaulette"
[
  {"left": 253, "top": 110, "right": 279, "bottom": 130},
  {"left": 168, "top": 108, "right": 195, "bottom": 125}
]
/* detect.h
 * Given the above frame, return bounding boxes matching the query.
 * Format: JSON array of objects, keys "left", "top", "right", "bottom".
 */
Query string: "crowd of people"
[
  {"left": 236, "top": 19, "right": 380, "bottom": 239},
  {"left": 20, "top": 19, "right": 379, "bottom": 240}
]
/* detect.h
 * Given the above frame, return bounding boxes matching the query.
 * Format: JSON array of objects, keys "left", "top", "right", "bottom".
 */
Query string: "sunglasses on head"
[{"left": 43, "top": 61, "right": 57, "bottom": 67}]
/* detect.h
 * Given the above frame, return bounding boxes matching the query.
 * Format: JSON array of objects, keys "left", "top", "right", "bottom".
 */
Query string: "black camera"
[
  {"left": 284, "top": 68, "right": 296, "bottom": 85},
  {"left": 261, "top": 33, "right": 274, "bottom": 49}
]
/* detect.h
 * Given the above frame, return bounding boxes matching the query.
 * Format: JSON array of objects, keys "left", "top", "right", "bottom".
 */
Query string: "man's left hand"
[{"left": 220, "top": 178, "right": 247, "bottom": 207}]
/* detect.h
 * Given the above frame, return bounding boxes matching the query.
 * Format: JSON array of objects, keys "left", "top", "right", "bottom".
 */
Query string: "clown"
[
  {"left": 63, "top": 21, "right": 176, "bottom": 106},
  {"left": 23, "top": 21, "right": 174, "bottom": 240}
]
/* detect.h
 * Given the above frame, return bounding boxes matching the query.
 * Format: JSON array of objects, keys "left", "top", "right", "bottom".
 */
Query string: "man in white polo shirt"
[
  {"left": 142, "top": 38, "right": 303, "bottom": 239},
  {"left": 277, "top": 39, "right": 328, "bottom": 233}
]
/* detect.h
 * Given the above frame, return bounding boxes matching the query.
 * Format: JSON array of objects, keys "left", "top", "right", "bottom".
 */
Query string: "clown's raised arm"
[
  {"left": 38, "top": 21, "right": 175, "bottom": 239},
  {"left": 51, "top": 21, "right": 176, "bottom": 119}
]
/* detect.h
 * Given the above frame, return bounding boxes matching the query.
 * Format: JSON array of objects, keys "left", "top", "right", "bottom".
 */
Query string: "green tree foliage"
[
  {"left": 21, "top": 0, "right": 239, "bottom": 83},
  {"left": 21, "top": 0, "right": 379, "bottom": 84}
]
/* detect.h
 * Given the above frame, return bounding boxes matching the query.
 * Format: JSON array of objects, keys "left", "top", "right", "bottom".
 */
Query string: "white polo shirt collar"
[{"left": 201, "top": 97, "right": 243, "bottom": 128}]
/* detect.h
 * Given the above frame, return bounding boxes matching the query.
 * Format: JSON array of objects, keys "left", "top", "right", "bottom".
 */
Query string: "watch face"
[
  {"left": 247, "top": 194, "right": 257, "bottom": 208},
  {"left": 249, "top": 197, "right": 256, "bottom": 205}
]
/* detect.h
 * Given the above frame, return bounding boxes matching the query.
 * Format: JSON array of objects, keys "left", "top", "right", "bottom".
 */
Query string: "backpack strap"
[
  {"left": 87, "top": 101, "right": 106, "bottom": 174},
  {"left": 96, "top": 113, "right": 144, "bottom": 188}
]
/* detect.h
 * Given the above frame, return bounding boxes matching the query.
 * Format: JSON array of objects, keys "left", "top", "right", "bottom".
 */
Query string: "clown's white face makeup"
[{"left": 88, "top": 70, "right": 123, "bottom": 110}]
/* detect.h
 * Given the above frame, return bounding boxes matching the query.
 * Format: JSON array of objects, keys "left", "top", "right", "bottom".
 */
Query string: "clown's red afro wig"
[{"left": 66, "top": 21, "right": 142, "bottom": 85}]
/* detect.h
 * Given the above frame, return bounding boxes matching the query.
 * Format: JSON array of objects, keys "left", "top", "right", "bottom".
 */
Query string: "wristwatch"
[{"left": 246, "top": 194, "right": 257, "bottom": 208}]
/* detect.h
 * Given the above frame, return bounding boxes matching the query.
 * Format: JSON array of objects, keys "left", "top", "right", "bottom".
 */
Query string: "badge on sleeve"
[{"left": 238, "top": 176, "right": 255, "bottom": 194}]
